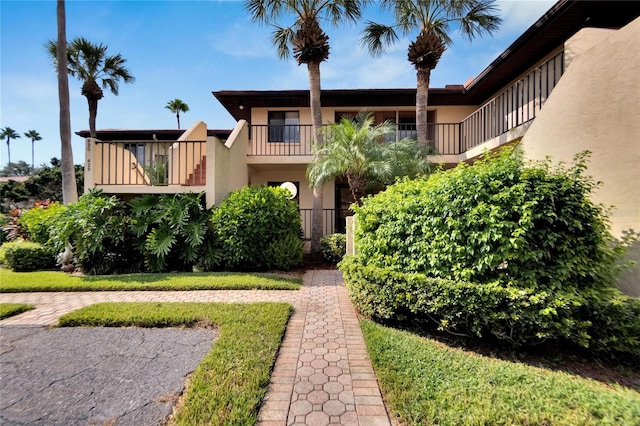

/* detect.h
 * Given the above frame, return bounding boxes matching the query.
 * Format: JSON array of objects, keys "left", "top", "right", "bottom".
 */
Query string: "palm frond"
[
  {"left": 361, "top": 22, "right": 398, "bottom": 56},
  {"left": 271, "top": 25, "right": 295, "bottom": 60}
]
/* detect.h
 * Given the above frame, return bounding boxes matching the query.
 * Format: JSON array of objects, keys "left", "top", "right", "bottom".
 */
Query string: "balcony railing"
[
  {"left": 461, "top": 50, "right": 565, "bottom": 151},
  {"left": 249, "top": 125, "right": 315, "bottom": 156},
  {"left": 300, "top": 208, "right": 351, "bottom": 240},
  {"left": 249, "top": 50, "right": 565, "bottom": 158},
  {"left": 92, "top": 140, "right": 206, "bottom": 186},
  {"left": 249, "top": 123, "right": 461, "bottom": 156}
]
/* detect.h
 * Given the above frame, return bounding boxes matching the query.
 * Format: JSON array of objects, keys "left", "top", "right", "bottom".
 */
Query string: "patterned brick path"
[{"left": 0, "top": 270, "right": 391, "bottom": 425}]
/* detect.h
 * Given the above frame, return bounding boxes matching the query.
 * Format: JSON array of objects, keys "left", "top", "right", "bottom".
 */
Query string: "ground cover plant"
[
  {"left": 0, "top": 269, "right": 301, "bottom": 292},
  {"left": 0, "top": 303, "right": 35, "bottom": 319},
  {"left": 361, "top": 319, "right": 640, "bottom": 426},
  {"left": 58, "top": 302, "right": 291, "bottom": 425},
  {"left": 343, "top": 148, "right": 640, "bottom": 361}
]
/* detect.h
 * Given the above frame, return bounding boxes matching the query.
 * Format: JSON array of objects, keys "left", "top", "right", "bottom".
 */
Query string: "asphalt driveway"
[{"left": 0, "top": 326, "right": 216, "bottom": 425}]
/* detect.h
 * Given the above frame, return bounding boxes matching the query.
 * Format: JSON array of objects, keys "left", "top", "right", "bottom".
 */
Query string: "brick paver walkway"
[{"left": 0, "top": 270, "right": 391, "bottom": 425}]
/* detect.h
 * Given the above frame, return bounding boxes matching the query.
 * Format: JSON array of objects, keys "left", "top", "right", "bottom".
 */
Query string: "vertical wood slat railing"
[
  {"left": 93, "top": 140, "right": 206, "bottom": 186},
  {"left": 460, "top": 50, "right": 565, "bottom": 152}
]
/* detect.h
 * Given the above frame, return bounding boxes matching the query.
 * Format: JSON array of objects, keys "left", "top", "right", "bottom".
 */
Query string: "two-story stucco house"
[{"left": 78, "top": 0, "right": 640, "bottom": 294}]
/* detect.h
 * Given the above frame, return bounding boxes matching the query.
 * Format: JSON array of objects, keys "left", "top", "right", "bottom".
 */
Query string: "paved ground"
[
  {"left": 0, "top": 327, "right": 215, "bottom": 426},
  {"left": 0, "top": 270, "right": 392, "bottom": 426}
]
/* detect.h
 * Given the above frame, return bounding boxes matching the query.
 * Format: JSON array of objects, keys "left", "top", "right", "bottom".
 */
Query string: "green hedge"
[
  {"left": 0, "top": 240, "right": 56, "bottom": 272},
  {"left": 340, "top": 257, "right": 640, "bottom": 362}
]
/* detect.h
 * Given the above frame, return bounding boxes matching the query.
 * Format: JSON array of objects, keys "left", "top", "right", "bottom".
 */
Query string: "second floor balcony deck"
[{"left": 248, "top": 50, "right": 565, "bottom": 160}]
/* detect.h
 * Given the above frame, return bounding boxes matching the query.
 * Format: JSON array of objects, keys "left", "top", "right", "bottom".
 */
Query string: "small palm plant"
[
  {"left": 24, "top": 130, "right": 42, "bottom": 170},
  {"left": 307, "top": 111, "right": 433, "bottom": 205},
  {"left": 0, "top": 127, "right": 20, "bottom": 166}
]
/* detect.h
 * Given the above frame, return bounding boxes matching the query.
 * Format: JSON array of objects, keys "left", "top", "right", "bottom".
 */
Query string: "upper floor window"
[{"left": 269, "top": 111, "right": 300, "bottom": 143}]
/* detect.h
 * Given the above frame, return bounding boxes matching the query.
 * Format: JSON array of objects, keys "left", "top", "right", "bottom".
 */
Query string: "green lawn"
[
  {"left": 361, "top": 319, "right": 640, "bottom": 426},
  {"left": 0, "top": 303, "right": 35, "bottom": 319},
  {"left": 0, "top": 269, "right": 301, "bottom": 292},
  {"left": 59, "top": 302, "right": 292, "bottom": 426}
]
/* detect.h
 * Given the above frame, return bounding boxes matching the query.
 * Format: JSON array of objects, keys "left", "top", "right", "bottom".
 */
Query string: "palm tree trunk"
[
  {"left": 57, "top": 0, "right": 78, "bottom": 204},
  {"left": 416, "top": 67, "right": 431, "bottom": 147},
  {"left": 31, "top": 140, "right": 34, "bottom": 170},
  {"left": 6, "top": 139, "right": 10, "bottom": 165},
  {"left": 177, "top": 112, "right": 181, "bottom": 129},
  {"left": 346, "top": 173, "right": 366, "bottom": 206},
  {"left": 308, "top": 60, "right": 324, "bottom": 254},
  {"left": 88, "top": 98, "right": 99, "bottom": 139}
]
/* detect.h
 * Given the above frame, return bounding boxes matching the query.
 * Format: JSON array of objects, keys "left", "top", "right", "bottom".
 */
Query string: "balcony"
[
  {"left": 248, "top": 50, "right": 565, "bottom": 159},
  {"left": 89, "top": 140, "right": 206, "bottom": 187}
]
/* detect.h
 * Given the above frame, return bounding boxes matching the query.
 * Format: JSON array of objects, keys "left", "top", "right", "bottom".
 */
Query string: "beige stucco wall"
[
  {"left": 205, "top": 120, "right": 250, "bottom": 208},
  {"left": 520, "top": 18, "right": 640, "bottom": 295},
  {"left": 248, "top": 164, "right": 335, "bottom": 211}
]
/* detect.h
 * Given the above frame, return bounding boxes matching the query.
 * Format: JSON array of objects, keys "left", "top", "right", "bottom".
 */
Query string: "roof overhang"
[{"left": 75, "top": 129, "right": 232, "bottom": 141}]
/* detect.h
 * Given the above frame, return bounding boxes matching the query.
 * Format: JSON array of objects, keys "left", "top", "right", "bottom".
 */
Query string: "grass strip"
[
  {"left": 0, "top": 303, "right": 35, "bottom": 319},
  {"left": 0, "top": 269, "right": 301, "bottom": 292},
  {"left": 361, "top": 319, "right": 640, "bottom": 426},
  {"left": 59, "top": 302, "right": 292, "bottom": 426}
]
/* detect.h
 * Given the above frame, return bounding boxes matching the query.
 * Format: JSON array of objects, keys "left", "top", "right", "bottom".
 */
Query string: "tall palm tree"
[
  {"left": 362, "top": 0, "right": 502, "bottom": 146},
  {"left": 55, "top": 0, "right": 78, "bottom": 204},
  {"left": 24, "top": 130, "right": 42, "bottom": 170},
  {"left": 245, "top": 0, "right": 369, "bottom": 254},
  {"left": 0, "top": 127, "right": 20, "bottom": 166},
  {"left": 47, "top": 36, "right": 135, "bottom": 139},
  {"left": 307, "top": 111, "right": 432, "bottom": 205},
  {"left": 165, "top": 99, "right": 190, "bottom": 129}
]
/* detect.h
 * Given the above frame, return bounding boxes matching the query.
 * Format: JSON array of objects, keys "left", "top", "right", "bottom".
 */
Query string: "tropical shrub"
[
  {"left": 343, "top": 149, "right": 639, "bottom": 359},
  {"left": 0, "top": 240, "right": 56, "bottom": 272},
  {"left": 49, "top": 189, "right": 140, "bottom": 275},
  {"left": 18, "top": 200, "right": 65, "bottom": 245},
  {"left": 130, "top": 192, "right": 210, "bottom": 273},
  {"left": 321, "top": 233, "right": 346, "bottom": 264},
  {"left": 210, "top": 185, "right": 303, "bottom": 271}
]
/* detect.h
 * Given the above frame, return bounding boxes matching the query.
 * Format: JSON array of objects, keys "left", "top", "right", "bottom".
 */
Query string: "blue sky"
[{"left": 0, "top": 0, "right": 554, "bottom": 168}]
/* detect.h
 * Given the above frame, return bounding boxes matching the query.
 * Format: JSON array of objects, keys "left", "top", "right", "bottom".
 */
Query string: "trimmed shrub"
[
  {"left": 211, "top": 185, "right": 303, "bottom": 271},
  {"left": 130, "top": 192, "right": 210, "bottom": 273},
  {"left": 341, "top": 257, "right": 640, "bottom": 361},
  {"left": 353, "top": 149, "right": 630, "bottom": 290},
  {"left": 321, "top": 233, "right": 346, "bottom": 264},
  {"left": 0, "top": 240, "right": 56, "bottom": 272},
  {"left": 49, "top": 189, "right": 141, "bottom": 275},
  {"left": 344, "top": 149, "right": 639, "bottom": 360},
  {"left": 265, "top": 233, "right": 304, "bottom": 271}
]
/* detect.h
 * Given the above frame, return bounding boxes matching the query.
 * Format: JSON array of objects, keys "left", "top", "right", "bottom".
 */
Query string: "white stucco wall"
[{"left": 520, "top": 18, "right": 640, "bottom": 295}]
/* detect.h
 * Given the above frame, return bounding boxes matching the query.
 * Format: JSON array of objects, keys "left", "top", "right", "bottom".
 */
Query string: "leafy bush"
[
  {"left": 49, "top": 189, "right": 140, "bottom": 275},
  {"left": 321, "top": 233, "right": 346, "bottom": 264},
  {"left": 341, "top": 258, "right": 640, "bottom": 361},
  {"left": 344, "top": 149, "right": 639, "bottom": 359},
  {"left": 211, "top": 185, "right": 303, "bottom": 271},
  {"left": 18, "top": 200, "right": 65, "bottom": 245},
  {"left": 353, "top": 149, "right": 630, "bottom": 290},
  {"left": 265, "top": 233, "right": 304, "bottom": 271},
  {"left": 130, "top": 192, "right": 210, "bottom": 273},
  {"left": 0, "top": 240, "right": 56, "bottom": 272}
]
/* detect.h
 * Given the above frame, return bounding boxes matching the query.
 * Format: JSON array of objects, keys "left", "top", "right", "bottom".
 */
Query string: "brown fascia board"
[
  {"left": 213, "top": 87, "right": 467, "bottom": 122},
  {"left": 464, "top": 0, "right": 640, "bottom": 102},
  {"left": 75, "top": 128, "right": 231, "bottom": 141}
]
